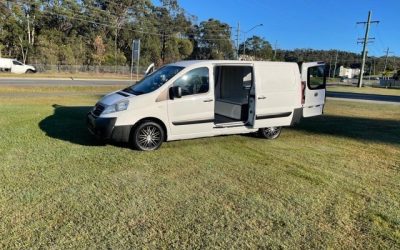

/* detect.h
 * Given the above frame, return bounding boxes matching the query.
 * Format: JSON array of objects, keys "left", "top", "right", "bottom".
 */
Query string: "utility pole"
[
  {"left": 382, "top": 48, "right": 394, "bottom": 87},
  {"left": 383, "top": 47, "right": 394, "bottom": 75},
  {"left": 328, "top": 56, "right": 332, "bottom": 78},
  {"left": 356, "top": 11, "right": 379, "bottom": 88},
  {"left": 130, "top": 40, "right": 134, "bottom": 82},
  {"left": 373, "top": 58, "right": 376, "bottom": 75},
  {"left": 273, "top": 40, "right": 278, "bottom": 61},
  {"left": 132, "top": 39, "right": 141, "bottom": 82},
  {"left": 369, "top": 58, "right": 372, "bottom": 80},
  {"left": 27, "top": 14, "right": 31, "bottom": 44},
  {"left": 236, "top": 22, "right": 240, "bottom": 60},
  {"left": 332, "top": 50, "right": 339, "bottom": 78}
]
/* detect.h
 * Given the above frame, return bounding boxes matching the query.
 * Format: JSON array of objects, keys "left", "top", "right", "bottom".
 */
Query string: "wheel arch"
[{"left": 131, "top": 117, "right": 168, "bottom": 142}]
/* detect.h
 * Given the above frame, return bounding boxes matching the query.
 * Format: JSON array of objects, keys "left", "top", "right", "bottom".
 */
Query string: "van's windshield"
[{"left": 124, "top": 66, "right": 184, "bottom": 95}]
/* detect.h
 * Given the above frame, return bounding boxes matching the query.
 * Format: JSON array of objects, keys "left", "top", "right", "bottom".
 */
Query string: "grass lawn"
[
  {"left": 328, "top": 85, "right": 400, "bottom": 96},
  {"left": 0, "top": 86, "right": 399, "bottom": 248}
]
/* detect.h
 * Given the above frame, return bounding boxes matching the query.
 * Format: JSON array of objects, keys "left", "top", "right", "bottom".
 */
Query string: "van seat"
[{"left": 215, "top": 100, "right": 244, "bottom": 120}]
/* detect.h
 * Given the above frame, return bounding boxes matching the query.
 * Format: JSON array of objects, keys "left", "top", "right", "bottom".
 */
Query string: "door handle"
[
  {"left": 203, "top": 99, "right": 214, "bottom": 102},
  {"left": 314, "top": 93, "right": 318, "bottom": 97},
  {"left": 258, "top": 96, "right": 266, "bottom": 100}
]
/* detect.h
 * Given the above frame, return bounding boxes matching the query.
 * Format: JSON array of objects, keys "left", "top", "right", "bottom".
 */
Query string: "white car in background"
[{"left": 0, "top": 58, "right": 36, "bottom": 74}]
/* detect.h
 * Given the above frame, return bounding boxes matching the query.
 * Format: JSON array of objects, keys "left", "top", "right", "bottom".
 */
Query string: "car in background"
[{"left": 0, "top": 58, "right": 36, "bottom": 74}]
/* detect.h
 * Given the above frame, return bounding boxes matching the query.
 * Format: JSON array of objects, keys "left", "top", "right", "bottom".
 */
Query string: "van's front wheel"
[
  {"left": 132, "top": 121, "right": 165, "bottom": 151},
  {"left": 258, "top": 127, "right": 282, "bottom": 140}
]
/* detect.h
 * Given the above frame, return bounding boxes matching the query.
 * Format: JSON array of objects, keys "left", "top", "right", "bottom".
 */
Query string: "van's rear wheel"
[
  {"left": 132, "top": 121, "right": 164, "bottom": 151},
  {"left": 258, "top": 127, "right": 282, "bottom": 140}
]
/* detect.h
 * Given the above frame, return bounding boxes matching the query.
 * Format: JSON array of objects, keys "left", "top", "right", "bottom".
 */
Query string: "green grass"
[
  {"left": 328, "top": 85, "right": 400, "bottom": 96},
  {"left": 0, "top": 86, "right": 399, "bottom": 248}
]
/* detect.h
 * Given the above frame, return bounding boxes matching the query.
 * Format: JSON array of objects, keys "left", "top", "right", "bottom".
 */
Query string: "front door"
[
  {"left": 301, "top": 62, "right": 326, "bottom": 117},
  {"left": 11, "top": 60, "right": 26, "bottom": 74},
  {"left": 167, "top": 67, "right": 215, "bottom": 137}
]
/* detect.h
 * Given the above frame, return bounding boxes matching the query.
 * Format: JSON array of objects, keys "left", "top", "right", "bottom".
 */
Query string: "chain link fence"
[
  {"left": 31, "top": 64, "right": 149, "bottom": 76},
  {"left": 330, "top": 77, "right": 400, "bottom": 89},
  {"left": 379, "top": 79, "right": 400, "bottom": 89}
]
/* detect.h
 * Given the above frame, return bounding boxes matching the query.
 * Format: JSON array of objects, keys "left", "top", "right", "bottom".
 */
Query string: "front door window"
[
  {"left": 13, "top": 60, "right": 23, "bottom": 66},
  {"left": 173, "top": 67, "right": 209, "bottom": 96}
]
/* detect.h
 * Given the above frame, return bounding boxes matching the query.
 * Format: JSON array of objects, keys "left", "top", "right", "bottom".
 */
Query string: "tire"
[
  {"left": 131, "top": 121, "right": 165, "bottom": 151},
  {"left": 25, "top": 69, "right": 35, "bottom": 74},
  {"left": 258, "top": 127, "right": 282, "bottom": 140}
]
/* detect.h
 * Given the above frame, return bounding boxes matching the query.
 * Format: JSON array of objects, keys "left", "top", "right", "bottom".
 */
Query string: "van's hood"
[{"left": 99, "top": 91, "right": 133, "bottom": 106}]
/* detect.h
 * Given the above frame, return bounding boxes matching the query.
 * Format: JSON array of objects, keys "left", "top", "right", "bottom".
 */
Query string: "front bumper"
[{"left": 87, "top": 112, "right": 131, "bottom": 143}]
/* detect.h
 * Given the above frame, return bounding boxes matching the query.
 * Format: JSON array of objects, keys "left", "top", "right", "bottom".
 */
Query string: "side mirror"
[
  {"left": 169, "top": 86, "right": 182, "bottom": 99},
  {"left": 145, "top": 63, "right": 155, "bottom": 76}
]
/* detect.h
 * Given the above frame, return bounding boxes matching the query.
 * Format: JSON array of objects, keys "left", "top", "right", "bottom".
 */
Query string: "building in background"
[{"left": 338, "top": 66, "right": 361, "bottom": 79}]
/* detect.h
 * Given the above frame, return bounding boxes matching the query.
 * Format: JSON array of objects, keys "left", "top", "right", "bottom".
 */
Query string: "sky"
[{"left": 177, "top": 0, "right": 399, "bottom": 56}]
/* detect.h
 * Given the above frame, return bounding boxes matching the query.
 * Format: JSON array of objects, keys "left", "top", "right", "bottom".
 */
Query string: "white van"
[
  {"left": 0, "top": 58, "right": 36, "bottom": 74},
  {"left": 87, "top": 60, "right": 326, "bottom": 151}
]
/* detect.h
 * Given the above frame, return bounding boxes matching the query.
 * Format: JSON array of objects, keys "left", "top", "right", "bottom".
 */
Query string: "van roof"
[{"left": 170, "top": 60, "right": 299, "bottom": 68}]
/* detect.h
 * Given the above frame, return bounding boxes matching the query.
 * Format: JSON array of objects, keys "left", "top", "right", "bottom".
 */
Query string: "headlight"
[{"left": 102, "top": 100, "right": 129, "bottom": 115}]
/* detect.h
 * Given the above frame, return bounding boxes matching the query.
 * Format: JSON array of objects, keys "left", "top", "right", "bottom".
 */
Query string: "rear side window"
[
  {"left": 173, "top": 67, "right": 209, "bottom": 96},
  {"left": 307, "top": 66, "right": 326, "bottom": 90},
  {"left": 13, "top": 60, "right": 23, "bottom": 66}
]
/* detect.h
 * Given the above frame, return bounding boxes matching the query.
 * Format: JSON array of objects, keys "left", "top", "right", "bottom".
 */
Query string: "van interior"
[{"left": 214, "top": 66, "right": 253, "bottom": 125}]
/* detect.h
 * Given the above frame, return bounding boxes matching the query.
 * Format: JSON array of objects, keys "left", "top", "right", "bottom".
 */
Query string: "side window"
[
  {"left": 13, "top": 61, "right": 23, "bottom": 66},
  {"left": 307, "top": 66, "right": 326, "bottom": 90},
  {"left": 173, "top": 67, "right": 209, "bottom": 96}
]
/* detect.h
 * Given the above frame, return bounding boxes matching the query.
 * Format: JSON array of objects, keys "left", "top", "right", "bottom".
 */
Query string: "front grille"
[{"left": 92, "top": 104, "right": 105, "bottom": 116}]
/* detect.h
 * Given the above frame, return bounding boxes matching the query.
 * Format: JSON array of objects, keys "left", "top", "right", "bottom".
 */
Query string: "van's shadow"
[
  {"left": 291, "top": 115, "right": 400, "bottom": 145},
  {"left": 39, "top": 104, "right": 104, "bottom": 146},
  {"left": 39, "top": 105, "right": 400, "bottom": 147}
]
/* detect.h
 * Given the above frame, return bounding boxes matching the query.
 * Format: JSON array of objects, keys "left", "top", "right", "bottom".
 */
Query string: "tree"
[
  {"left": 239, "top": 36, "right": 272, "bottom": 60},
  {"left": 178, "top": 39, "right": 193, "bottom": 58},
  {"left": 192, "top": 19, "right": 234, "bottom": 60},
  {"left": 36, "top": 34, "right": 59, "bottom": 65},
  {"left": 152, "top": 5, "right": 193, "bottom": 64},
  {"left": 92, "top": 36, "right": 106, "bottom": 67}
]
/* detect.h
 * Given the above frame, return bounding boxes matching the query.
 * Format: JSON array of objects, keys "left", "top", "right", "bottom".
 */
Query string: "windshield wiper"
[{"left": 123, "top": 87, "right": 145, "bottom": 95}]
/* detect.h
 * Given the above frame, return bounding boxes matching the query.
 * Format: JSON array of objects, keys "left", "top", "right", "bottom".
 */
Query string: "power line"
[
  {"left": 13, "top": 1, "right": 234, "bottom": 42},
  {"left": 374, "top": 24, "right": 386, "bottom": 52},
  {"left": 15, "top": 1, "right": 233, "bottom": 39}
]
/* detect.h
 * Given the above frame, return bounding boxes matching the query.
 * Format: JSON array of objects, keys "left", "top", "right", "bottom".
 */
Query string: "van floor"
[{"left": 214, "top": 114, "right": 241, "bottom": 124}]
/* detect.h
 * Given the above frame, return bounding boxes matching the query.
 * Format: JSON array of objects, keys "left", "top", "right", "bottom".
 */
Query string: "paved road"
[
  {"left": 0, "top": 78, "right": 133, "bottom": 86},
  {"left": 327, "top": 91, "right": 400, "bottom": 105}
]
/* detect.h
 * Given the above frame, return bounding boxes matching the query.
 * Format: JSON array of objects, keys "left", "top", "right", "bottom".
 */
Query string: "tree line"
[{"left": 0, "top": 0, "right": 398, "bottom": 75}]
